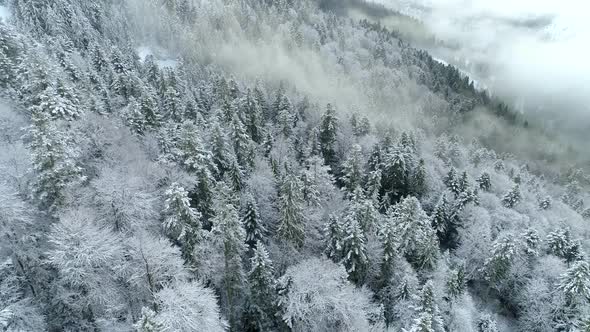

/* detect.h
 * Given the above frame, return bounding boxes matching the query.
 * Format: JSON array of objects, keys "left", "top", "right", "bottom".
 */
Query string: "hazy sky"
[{"left": 370, "top": 0, "right": 590, "bottom": 120}]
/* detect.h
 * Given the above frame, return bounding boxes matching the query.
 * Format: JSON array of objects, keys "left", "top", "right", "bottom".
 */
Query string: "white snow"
[
  {"left": 136, "top": 46, "right": 178, "bottom": 69},
  {"left": 0, "top": 5, "right": 11, "bottom": 23}
]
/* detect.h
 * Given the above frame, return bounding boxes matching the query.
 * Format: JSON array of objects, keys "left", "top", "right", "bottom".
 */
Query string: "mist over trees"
[{"left": 0, "top": 0, "right": 589, "bottom": 331}]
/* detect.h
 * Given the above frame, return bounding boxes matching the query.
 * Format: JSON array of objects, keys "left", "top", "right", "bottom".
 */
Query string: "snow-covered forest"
[{"left": 0, "top": 0, "right": 589, "bottom": 331}]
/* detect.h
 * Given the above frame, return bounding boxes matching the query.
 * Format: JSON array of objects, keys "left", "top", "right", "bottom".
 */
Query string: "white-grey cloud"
[{"left": 369, "top": 0, "right": 590, "bottom": 123}]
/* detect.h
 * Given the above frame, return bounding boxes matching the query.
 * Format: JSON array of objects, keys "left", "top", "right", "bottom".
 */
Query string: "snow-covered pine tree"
[
  {"left": 245, "top": 242, "right": 278, "bottom": 331},
  {"left": 134, "top": 307, "right": 163, "bottom": 332},
  {"left": 341, "top": 144, "right": 365, "bottom": 194},
  {"left": 242, "top": 193, "right": 265, "bottom": 249},
  {"left": 162, "top": 183, "right": 202, "bottom": 264},
  {"left": 477, "top": 172, "right": 492, "bottom": 192},
  {"left": 408, "top": 281, "right": 444, "bottom": 332},
  {"left": 477, "top": 313, "right": 499, "bottom": 332},
  {"left": 230, "top": 113, "right": 254, "bottom": 170},
  {"left": 341, "top": 214, "right": 369, "bottom": 284},
  {"left": 277, "top": 172, "right": 305, "bottom": 248},
  {"left": 28, "top": 108, "right": 83, "bottom": 212},
  {"left": 212, "top": 183, "right": 247, "bottom": 329},
  {"left": 546, "top": 228, "right": 583, "bottom": 264},
  {"left": 444, "top": 168, "right": 461, "bottom": 197},
  {"left": 319, "top": 103, "right": 338, "bottom": 166},
  {"left": 502, "top": 184, "right": 521, "bottom": 208},
  {"left": 324, "top": 214, "right": 344, "bottom": 262}
]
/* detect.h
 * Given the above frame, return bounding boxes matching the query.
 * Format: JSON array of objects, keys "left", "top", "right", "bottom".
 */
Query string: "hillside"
[{"left": 0, "top": 0, "right": 589, "bottom": 331}]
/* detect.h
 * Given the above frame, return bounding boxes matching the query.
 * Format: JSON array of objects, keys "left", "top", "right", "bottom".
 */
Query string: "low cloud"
[{"left": 369, "top": 0, "right": 590, "bottom": 131}]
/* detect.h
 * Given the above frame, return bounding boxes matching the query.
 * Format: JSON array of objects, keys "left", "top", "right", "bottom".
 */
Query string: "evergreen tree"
[
  {"left": 242, "top": 90, "right": 264, "bottom": 143},
  {"left": 210, "top": 119, "right": 233, "bottom": 178},
  {"left": 547, "top": 228, "right": 583, "bottom": 264},
  {"left": 348, "top": 187, "right": 378, "bottom": 233},
  {"left": 230, "top": 113, "right": 254, "bottom": 170},
  {"left": 277, "top": 172, "right": 305, "bottom": 247},
  {"left": 276, "top": 95, "right": 295, "bottom": 137},
  {"left": 123, "top": 97, "right": 147, "bottom": 135},
  {"left": 341, "top": 144, "right": 364, "bottom": 194},
  {"left": 446, "top": 265, "right": 466, "bottom": 300},
  {"left": 481, "top": 236, "right": 517, "bottom": 283},
  {"left": 444, "top": 168, "right": 460, "bottom": 197},
  {"left": 477, "top": 172, "right": 492, "bottom": 192},
  {"left": 341, "top": 214, "right": 368, "bottom": 284},
  {"left": 502, "top": 184, "right": 521, "bottom": 208},
  {"left": 134, "top": 307, "right": 163, "bottom": 332},
  {"left": 538, "top": 196, "right": 552, "bottom": 210},
  {"left": 28, "top": 109, "right": 83, "bottom": 212},
  {"left": 558, "top": 260, "right": 590, "bottom": 305},
  {"left": 242, "top": 194, "right": 265, "bottom": 249},
  {"left": 412, "top": 159, "right": 427, "bottom": 197},
  {"left": 162, "top": 86, "right": 182, "bottom": 121},
  {"left": 140, "top": 88, "right": 162, "bottom": 128},
  {"left": 408, "top": 281, "right": 444, "bottom": 332},
  {"left": 245, "top": 242, "right": 278, "bottom": 331},
  {"left": 324, "top": 214, "right": 344, "bottom": 262},
  {"left": 162, "top": 183, "right": 202, "bottom": 263},
  {"left": 477, "top": 313, "right": 499, "bottom": 332},
  {"left": 319, "top": 103, "right": 338, "bottom": 166},
  {"left": 391, "top": 197, "right": 438, "bottom": 270},
  {"left": 562, "top": 180, "right": 585, "bottom": 212},
  {"left": 378, "top": 215, "right": 398, "bottom": 285},
  {"left": 212, "top": 184, "right": 247, "bottom": 330}
]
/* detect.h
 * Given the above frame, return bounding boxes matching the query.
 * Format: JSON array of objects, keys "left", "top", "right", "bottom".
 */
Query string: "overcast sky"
[{"left": 370, "top": 0, "right": 590, "bottom": 120}]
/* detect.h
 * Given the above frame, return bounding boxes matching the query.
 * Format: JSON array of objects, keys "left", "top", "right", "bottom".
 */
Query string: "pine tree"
[
  {"left": 341, "top": 144, "right": 364, "bottom": 194},
  {"left": 348, "top": 187, "right": 378, "bottom": 232},
  {"left": 162, "top": 86, "right": 182, "bottom": 121},
  {"left": 134, "top": 307, "right": 163, "bottom": 332},
  {"left": 444, "top": 168, "right": 460, "bottom": 197},
  {"left": 458, "top": 171, "right": 469, "bottom": 193},
  {"left": 481, "top": 236, "right": 516, "bottom": 283},
  {"left": 341, "top": 215, "right": 368, "bottom": 284},
  {"left": 477, "top": 172, "right": 492, "bottom": 192},
  {"left": 324, "top": 214, "right": 344, "bottom": 262},
  {"left": 446, "top": 265, "right": 466, "bottom": 300},
  {"left": 212, "top": 184, "right": 247, "bottom": 329},
  {"left": 242, "top": 90, "right": 263, "bottom": 143},
  {"left": 230, "top": 113, "right": 254, "bottom": 170},
  {"left": 520, "top": 229, "right": 540, "bottom": 257},
  {"left": 558, "top": 260, "right": 590, "bottom": 305},
  {"left": 242, "top": 194, "right": 265, "bottom": 249},
  {"left": 319, "top": 103, "right": 338, "bottom": 166},
  {"left": 276, "top": 95, "right": 295, "bottom": 137},
  {"left": 391, "top": 196, "right": 438, "bottom": 270},
  {"left": 227, "top": 155, "right": 244, "bottom": 192},
  {"left": 408, "top": 281, "right": 445, "bottom": 332},
  {"left": 123, "top": 97, "right": 147, "bottom": 135},
  {"left": 28, "top": 109, "right": 83, "bottom": 212},
  {"left": 502, "top": 184, "right": 521, "bottom": 208},
  {"left": 477, "top": 313, "right": 499, "bottom": 332},
  {"left": 140, "top": 88, "right": 162, "bottom": 128},
  {"left": 547, "top": 228, "right": 583, "bottom": 264},
  {"left": 210, "top": 119, "right": 232, "bottom": 178},
  {"left": 538, "top": 196, "right": 552, "bottom": 210},
  {"left": 162, "top": 183, "right": 202, "bottom": 263},
  {"left": 562, "top": 180, "right": 585, "bottom": 212},
  {"left": 366, "top": 168, "right": 382, "bottom": 205},
  {"left": 245, "top": 242, "right": 278, "bottom": 331},
  {"left": 412, "top": 159, "right": 427, "bottom": 197},
  {"left": 378, "top": 216, "right": 398, "bottom": 284},
  {"left": 277, "top": 172, "right": 305, "bottom": 247}
]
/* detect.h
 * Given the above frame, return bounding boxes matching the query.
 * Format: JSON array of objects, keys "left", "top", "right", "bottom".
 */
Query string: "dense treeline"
[{"left": 0, "top": 0, "right": 589, "bottom": 331}]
